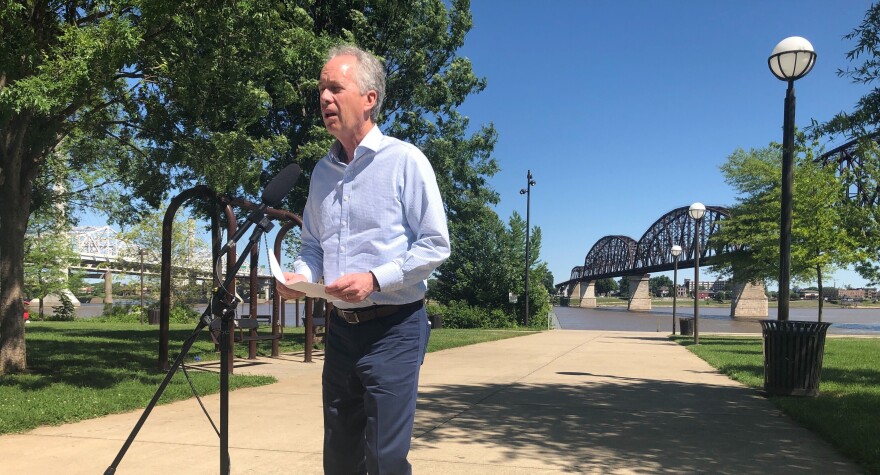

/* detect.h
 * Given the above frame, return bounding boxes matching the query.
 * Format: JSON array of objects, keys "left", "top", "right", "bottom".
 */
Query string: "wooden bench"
[{"left": 209, "top": 315, "right": 282, "bottom": 345}]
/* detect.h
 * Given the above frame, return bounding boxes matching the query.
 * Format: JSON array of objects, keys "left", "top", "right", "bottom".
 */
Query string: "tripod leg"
[
  {"left": 104, "top": 319, "right": 208, "bottom": 474},
  {"left": 221, "top": 316, "right": 231, "bottom": 474}
]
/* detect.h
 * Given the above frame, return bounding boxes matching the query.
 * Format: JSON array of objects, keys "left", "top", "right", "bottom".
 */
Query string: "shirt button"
[
  {"left": 341, "top": 246, "right": 346, "bottom": 252},
  {"left": 342, "top": 220, "right": 347, "bottom": 226},
  {"left": 343, "top": 196, "right": 349, "bottom": 202}
]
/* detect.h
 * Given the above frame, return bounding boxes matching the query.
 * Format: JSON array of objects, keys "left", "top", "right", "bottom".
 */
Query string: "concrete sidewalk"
[{"left": 0, "top": 330, "right": 861, "bottom": 474}]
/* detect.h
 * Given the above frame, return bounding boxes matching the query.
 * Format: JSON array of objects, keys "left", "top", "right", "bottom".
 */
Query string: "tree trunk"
[
  {"left": 0, "top": 173, "right": 33, "bottom": 374},
  {"left": 1, "top": 113, "right": 48, "bottom": 374}
]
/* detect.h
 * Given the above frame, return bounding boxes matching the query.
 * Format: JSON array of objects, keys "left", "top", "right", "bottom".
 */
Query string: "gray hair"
[{"left": 328, "top": 45, "right": 386, "bottom": 122}]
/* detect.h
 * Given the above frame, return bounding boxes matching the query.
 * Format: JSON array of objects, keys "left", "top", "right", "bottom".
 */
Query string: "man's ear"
[{"left": 363, "top": 90, "right": 378, "bottom": 113}]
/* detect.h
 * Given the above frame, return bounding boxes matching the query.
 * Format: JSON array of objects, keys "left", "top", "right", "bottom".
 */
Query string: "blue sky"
[{"left": 457, "top": 0, "right": 876, "bottom": 289}]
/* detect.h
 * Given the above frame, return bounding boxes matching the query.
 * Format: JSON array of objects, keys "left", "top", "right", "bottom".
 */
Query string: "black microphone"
[{"left": 262, "top": 163, "right": 301, "bottom": 207}]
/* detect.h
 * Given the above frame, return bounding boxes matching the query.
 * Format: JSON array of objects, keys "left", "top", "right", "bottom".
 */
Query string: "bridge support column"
[
  {"left": 730, "top": 281, "right": 768, "bottom": 319},
  {"left": 104, "top": 270, "right": 113, "bottom": 305},
  {"left": 569, "top": 282, "right": 580, "bottom": 305},
  {"left": 627, "top": 274, "right": 652, "bottom": 311},
  {"left": 579, "top": 281, "right": 597, "bottom": 308}
]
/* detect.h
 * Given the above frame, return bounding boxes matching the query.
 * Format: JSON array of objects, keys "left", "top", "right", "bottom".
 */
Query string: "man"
[{"left": 276, "top": 45, "right": 450, "bottom": 474}]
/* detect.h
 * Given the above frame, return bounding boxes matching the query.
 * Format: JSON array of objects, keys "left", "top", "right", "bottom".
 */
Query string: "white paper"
[{"left": 267, "top": 250, "right": 337, "bottom": 301}]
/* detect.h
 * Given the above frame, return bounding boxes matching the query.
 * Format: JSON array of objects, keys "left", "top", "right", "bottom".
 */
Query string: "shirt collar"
[{"left": 329, "top": 126, "right": 383, "bottom": 165}]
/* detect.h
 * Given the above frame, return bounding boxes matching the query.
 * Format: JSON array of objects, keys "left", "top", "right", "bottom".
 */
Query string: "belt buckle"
[{"left": 340, "top": 310, "right": 360, "bottom": 324}]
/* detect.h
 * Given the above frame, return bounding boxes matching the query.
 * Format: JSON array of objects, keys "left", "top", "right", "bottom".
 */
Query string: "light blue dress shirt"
[{"left": 293, "top": 126, "right": 450, "bottom": 309}]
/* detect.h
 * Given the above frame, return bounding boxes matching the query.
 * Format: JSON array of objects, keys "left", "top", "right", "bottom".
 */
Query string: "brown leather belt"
[{"left": 334, "top": 300, "right": 424, "bottom": 324}]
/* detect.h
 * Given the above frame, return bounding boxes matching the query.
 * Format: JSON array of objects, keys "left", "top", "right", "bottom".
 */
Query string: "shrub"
[
  {"left": 97, "top": 304, "right": 143, "bottom": 323},
  {"left": 48, "top": 292, "right": 76, "bottom": 321},
  {"left": 432, "top": 300, "right": 517, "bottom": 329},
  {"left": 169, "top": 303, "right": 200, "bottom": 324}
]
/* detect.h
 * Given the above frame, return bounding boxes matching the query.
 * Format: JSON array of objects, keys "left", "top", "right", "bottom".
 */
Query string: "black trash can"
[
  {"left": 760, "top": 320, "right": 831, "bottom": 397},
  {"left": 678, "top": 317, "right": 694, "bottom": 336},
  {"left": 148, "top": 309, "right": 160, "bottom": 325},
  {"left": 428, "top": 314, "right": 443, "bottom": 329}
]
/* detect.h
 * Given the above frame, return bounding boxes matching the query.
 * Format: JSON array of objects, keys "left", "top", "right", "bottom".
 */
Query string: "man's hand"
[
  {"left": 326, "top": 272, "right": 378, "bottom": 303},
  {"left": 276, "top": 272, "right": 307, "bottom": 300}
]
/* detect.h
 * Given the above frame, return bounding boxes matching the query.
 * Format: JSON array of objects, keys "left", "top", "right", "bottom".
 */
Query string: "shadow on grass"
[{"left": 11, "top": 324, "right": 308, "bottom": 391}]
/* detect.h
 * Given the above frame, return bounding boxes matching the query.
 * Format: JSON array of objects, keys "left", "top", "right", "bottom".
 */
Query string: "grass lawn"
[
  {"left": 0, "top": 321, "right": 535, "bottom": 435},
  {"left": 673, "top": 335, "right": 880, "bottom": 474}
]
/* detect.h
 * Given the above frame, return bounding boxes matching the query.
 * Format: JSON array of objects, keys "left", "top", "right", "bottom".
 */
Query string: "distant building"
[
  {"left": 682, "top": 278, "right": 728, "bottom": 298},
  {"left": 838, "top": 288, "right": 877, "bottom": 301},
  {"left": 799, "top": 290, "right": 819, "bottom": 300},
  {"left": 839, "top": 288, "right": 864, "bottom": 300}
]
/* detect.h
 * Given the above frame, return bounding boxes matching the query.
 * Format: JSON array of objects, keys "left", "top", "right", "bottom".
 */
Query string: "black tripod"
[
  {"left": 104, "top": 164, "right": 301, "bottom": 474},
  {"left": 104, "top": 211, "right": 274, "bottom": 474}
]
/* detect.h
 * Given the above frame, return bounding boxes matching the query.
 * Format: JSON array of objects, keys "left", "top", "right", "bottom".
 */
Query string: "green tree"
[
  {"left": 713, "top": 141, "right": 862, "bottom": 320},
  {"left": 618, "top": 277, "right": 629, "bottom": 297},
  {"left": 24, "top": 210, "right": 78, "bottom": 319},
  {"left": 811, "top": 3, "right": 880, "bottom": 285},
  {"left": 813, "top": 2, "right": 880, "bottom": 139},
  {"left": 431, "top": 208, "right": 550, "bottom": 326},
  {"left": 595, "top": 278, "right": 618, "bottom": 296},
  {"left": 1, "top": 0, "right": 495, "bottom": 373},
  {"left": 649, "top": 275, "right": 673, "bottom": 297},
  {"left": 118, "top": 207, "right": 211, "bottom": 306},
  {"left": 431, "top": 204, "right": 513, "bottom": 310}
]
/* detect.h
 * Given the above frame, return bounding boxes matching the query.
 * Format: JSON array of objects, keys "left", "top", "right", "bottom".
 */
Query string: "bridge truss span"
[
  {"left": 633, "top": 205, "right": 729, "bottom": 274},
  {"left": 560, "top": 205, "right": 729, "bottom": 288}
]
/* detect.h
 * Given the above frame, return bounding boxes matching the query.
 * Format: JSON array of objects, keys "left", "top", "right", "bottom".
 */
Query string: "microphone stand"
[{"left": 105, "top": 212, "right": 275, "bottom": 475}]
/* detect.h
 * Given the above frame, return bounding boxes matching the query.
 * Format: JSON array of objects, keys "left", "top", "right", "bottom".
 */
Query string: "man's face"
[{"left": 318, "top": 55, "right": 375, "bottom": 138}]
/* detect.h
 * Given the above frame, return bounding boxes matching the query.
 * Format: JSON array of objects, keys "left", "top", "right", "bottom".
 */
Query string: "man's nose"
[{"left": 320, "top": 90, "right": 332, "bottom": 105}]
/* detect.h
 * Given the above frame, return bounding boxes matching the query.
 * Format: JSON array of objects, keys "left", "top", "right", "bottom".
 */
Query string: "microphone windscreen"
[{"left": 261, "top": 163, "right": 301, "bottom": 207}]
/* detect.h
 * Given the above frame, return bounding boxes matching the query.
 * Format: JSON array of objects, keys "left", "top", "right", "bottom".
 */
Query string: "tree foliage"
[
  {"left": 24, "top": 209, "right": 78, "bottom": 318},
  {"left": 1, "top": 0, "right": 497, "bottom": 373},
  {"left": 118, "top": 206, "right": 211, "bottom": 305},
  {"left": 649, "top": 275, "right": 673, "bottom": 297},
  {"left": 595, "top": 278, "right": 618, "bottom": 296},
  {"left": 813, "top": 2, "right": 880, "bottom": 139},
  {"left": 810, "top": 2, "right": 880, "bottom": 285},
  {"left": 430, "top": 209, "right": 550, "bottom": 326},
  {"left": 712, "top": 141, "right": 863, "bottom": 299}
]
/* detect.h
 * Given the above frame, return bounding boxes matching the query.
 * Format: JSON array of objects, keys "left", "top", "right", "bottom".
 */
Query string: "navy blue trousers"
[{"left": 322, "top": 303, "right": 429, "bottom": 475}]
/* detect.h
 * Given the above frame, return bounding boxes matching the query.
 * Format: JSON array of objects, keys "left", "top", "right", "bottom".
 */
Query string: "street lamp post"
[
  {"left": 689, "top": 202, "right": 706, "bottom": 344},
  {"left": 768, "top": 36, "right": 816, "bottom": 321},
  {"left": 671, "top": 244, "right": 682, "bottom": 335},
  {"left": 139, "top": 248, "right": 147, "bottom": 325},
  {"left": 520, "top": 170, "right": 536, "bottom": 327}
]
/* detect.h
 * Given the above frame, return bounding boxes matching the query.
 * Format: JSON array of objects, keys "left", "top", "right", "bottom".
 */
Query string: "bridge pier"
[
  {"left": 627, "top": 274, "right": 651, "bottom": 311},
  {"left": 730, "top": 281, "right": 768, "bottom": 318},
  {"left": 568, "top": 282, "right": 580, "bottom": 304},
  {"left": 579, "top": 281, "right": 597, "bottom": 308},
  {"left": 104, "top": 270, "right": 113, "bottom": 305}
]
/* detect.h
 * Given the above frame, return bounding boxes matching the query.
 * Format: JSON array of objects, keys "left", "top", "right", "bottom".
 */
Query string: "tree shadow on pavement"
[{"left": 413, "top": 374, "right": 857, "bottom": 474}]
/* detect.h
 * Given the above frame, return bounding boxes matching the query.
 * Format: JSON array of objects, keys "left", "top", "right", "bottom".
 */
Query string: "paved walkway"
[{"left": 1, "top": 330, "right": 861, "bottom": 474}]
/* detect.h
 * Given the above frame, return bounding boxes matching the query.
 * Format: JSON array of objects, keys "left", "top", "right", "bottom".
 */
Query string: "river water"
[
  {"left": 56, "top": 301, "right": 880, "bottom": 335},
  {"left": 554, "top": 305, "right": 880, "bottom": 334}
]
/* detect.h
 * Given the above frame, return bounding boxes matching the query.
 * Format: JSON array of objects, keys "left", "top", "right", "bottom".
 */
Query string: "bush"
[
  {"left": 96, "top": 302, "right": 200, "bottom": 324},
  {"left": 48, "top": 293, "right": 76, "bottom": 321},
  {"left": 97, "top": 304, "right": 143, "bottom": 323},
  {"left": 431, "top": 300, "right": 517, "bottom": 329},
  {"left": 169, "top": 303, "right": 200, "bottom": 324}
]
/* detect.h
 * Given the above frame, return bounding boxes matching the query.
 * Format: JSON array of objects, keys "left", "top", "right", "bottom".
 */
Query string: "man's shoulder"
[{"left": 377, "top": 135, "right": 426, "bottom": 162}]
